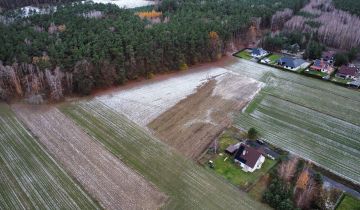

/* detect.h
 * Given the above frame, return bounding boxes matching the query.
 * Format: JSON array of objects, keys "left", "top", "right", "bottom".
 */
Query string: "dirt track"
[
  {"left": 148, "top": 73, "right": 263, "bottom": 159},
  {"left": 12, "top": 105, "right": 167, "bottom": 210}
]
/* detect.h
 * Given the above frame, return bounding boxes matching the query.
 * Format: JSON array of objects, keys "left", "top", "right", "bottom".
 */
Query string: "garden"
[{"left": 203, "top": 128, "right": 278, "bottom": 190}]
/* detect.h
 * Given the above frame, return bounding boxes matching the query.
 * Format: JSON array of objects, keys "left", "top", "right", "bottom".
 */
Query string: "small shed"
[{"left": 225, "top": 143, "right": 241, "bottom": 155}]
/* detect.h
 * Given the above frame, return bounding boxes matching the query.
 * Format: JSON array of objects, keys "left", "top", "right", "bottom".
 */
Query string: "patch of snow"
[
  {"left": 85, "top": 0, "right": 155, "bottom": 8},
  {"left": 98, "top": 67, "right": 228, "bottom": 126}
]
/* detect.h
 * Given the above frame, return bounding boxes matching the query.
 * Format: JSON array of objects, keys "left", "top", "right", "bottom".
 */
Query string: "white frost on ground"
[
  {"left": 85, "top": 0, "right": 154, "bottom": 8},
  {"left": 98, "top": 68, "right": 228, "bottom": 126},
  {"left": 213, "top": 72, "right": 265, "bottom": 101}
]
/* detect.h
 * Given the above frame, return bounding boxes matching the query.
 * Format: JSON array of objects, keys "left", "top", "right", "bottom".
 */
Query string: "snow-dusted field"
[
  {"left": 86, "top": 0, "right": 154, "bottom": 8},
  {"left": 98, "top": 68, "right": 228, "bottom": 126}
]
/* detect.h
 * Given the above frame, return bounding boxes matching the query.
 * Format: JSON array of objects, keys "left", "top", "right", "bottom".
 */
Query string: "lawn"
[
  {"left": 337, "top": 195, "right": 360, "bottom": 210},
  {"left": 212, "top": 155, "right": 277, "bottom": 189},
  {"left": 229, "top": 59, "right": 360, "bottom": 185},
  {"left": 235, "top": 50, "right": 253, "bottom": 60},
  {"left": 207, "top": 131, "right": 277, "bottom": 190},
  {"left": 266, "top": 54, "right": 281, "bottom": 64},
  {"left": 0, "top": 103, "right": 99, "bottom": 209},
  {"left": 61, "top": 100, "right": 269, "bottom": 210},
  {"left": 304, "top": 69, "right": 328, "bottom": 78},
  {"left": 331, "top": 76, "right": 352, "bottom": 85}
]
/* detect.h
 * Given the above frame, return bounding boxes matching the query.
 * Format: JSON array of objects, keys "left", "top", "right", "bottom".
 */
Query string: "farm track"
[
  {"left": 229, "top": 60, "right": 360, "bottom": 184},
  {"left": 61, "top": 100, "right": 270, "bottom": 210},
  {"left": 149, "top": 73, "right": 263, "bottom": 159},
  {"left": 12, "top": 104, "right": 166, "bottom": 210},
  {"left": 0, "top": 103, "right": 99, "bottom": 209}
]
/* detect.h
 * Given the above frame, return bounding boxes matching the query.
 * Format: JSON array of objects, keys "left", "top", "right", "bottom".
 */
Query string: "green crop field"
[
  {"left": 228, "top": 59, "right": 360, "bottom": 184},
  {"left": 0, "top": 103, "right": 99, "bottom": 209},
  {"left": 61, "top": 100, "right": 269, "bottom": 210}
]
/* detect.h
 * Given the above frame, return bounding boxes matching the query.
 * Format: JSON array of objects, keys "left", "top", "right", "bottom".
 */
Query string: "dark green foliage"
[
  {"left": 296, "top": 11, "right": 319, "bottom": 18},
  {"left": 263, "top": 178, "right": 296, "bottom": 210},
  {"left": 304, "top": 20, "right": 321, "bottom": 28},
  {"left": 313, "top": 172, "right": 323, "bottom": 185},
  {"left": 333, "top": 0, "right": 360, "bottom": 16},
  {"left": 334, "top": 53, "right": 349, "bottom": 66},
  {"left": 347, "top": 48, "right": 358, "bottom": 62},
  {"left": 304, "top": 41, "right": 324, "bottom": 60},
  {"left": 247, "top": 127, "right": 258, "bottom": 140},
  {"left": 0, "top": 0, "right": 307, "bottom": 95},
  {"left": 262, "top": 31, "right": 307, "bottom": 51}
]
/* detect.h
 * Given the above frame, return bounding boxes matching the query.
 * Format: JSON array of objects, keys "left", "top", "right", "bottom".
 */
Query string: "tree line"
[{"left": 0, "top": 0, "right": 307, "bottom": 101}]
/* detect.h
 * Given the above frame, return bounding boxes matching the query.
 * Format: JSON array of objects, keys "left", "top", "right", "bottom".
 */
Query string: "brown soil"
[
  {"left": 148, "top": 73, "right": 262, "bottom": 159},
  {"left": 12, "top": 104, "right": 167, "bottom": 210}
]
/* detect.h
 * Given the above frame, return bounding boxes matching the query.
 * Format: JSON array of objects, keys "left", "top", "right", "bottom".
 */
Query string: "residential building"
[
  {"left": 277, "top": 57, "right": 308, "bottom": 71},
  {"left": 234, "top": 144, "right": 265, "bottom": 172},
  {"left": 336, "top": 65, "right": 359, "bottom": 80},
  {"left": 310, "top": 59, "right": 334, "bottom": 74},
  {"left": 251, "top": 48, "right": 268, "bottom": 58}
]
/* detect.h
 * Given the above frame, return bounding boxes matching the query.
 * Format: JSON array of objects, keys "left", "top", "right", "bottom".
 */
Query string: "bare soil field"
[
  {"left": 148, "top": 73, "right": 263, "bottom": 159},
  {"left": 12, "top": 104, "right": 166, "bottom": 210}
]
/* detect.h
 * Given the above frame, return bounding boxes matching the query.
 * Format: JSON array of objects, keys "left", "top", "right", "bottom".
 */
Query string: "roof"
[
  {"left": 337, "top": 65, "right": 359, "bottom": 77},
  {"left": 322, "top": 51, "right": 335, "bottom": 60},
  {"left": 310, "top": 59, "right": 331, "bottom": 70},
  {"left": 252, "top": 48, "right": 267, "bottom": 56},
  {"left": 277, "top": 57, "right": 306, "bottom": 68},
  {"left": 225, "top": 143, "right": 240, "bottom": 154},
  {"left": 248, "top": 141, "right": 279, "bottom": 159},
  {"left": 234, "top": 144, "right": 263, "bottom": 168}
]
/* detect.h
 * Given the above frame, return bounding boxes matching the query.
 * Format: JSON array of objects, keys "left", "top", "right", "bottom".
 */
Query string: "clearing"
[
  {"left": 12, "top": 104, "right": 166, "bottom": 210},
  {"left": 97, "top": 67, "right": 227, "bottom": 127},
  {"left": 86, "top": 0, "right": 155, "bottom": 8},
  {"left": 149, "top": 73, "right": 263, "bottom": 159},
  {"left": 229, "top": 59, "right": 360, "bottom": 184},
  {"left": 61, "top": 100, "right": 270, "bottom": 210},
  {"left": 0, "top": 103, "right": 99, "bottom": 209}
]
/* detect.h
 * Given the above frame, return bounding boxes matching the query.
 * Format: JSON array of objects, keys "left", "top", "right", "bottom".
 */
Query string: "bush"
[
  {"left": 247, "top": 127, "right": 258, "bottom": 140},
  {"left": 334, "top": 53, "right": 349, "bottom": 66}
]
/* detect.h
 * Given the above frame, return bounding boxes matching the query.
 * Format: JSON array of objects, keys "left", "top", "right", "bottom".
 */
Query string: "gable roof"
[
  {"left": 277, "top": 57, "right": 306, "bottom": 68},
  {"left": 311, "top": 59, "right": 331, "bottom": 70},
  {"left": 337, "top": 65, "right": 359, "bottom": 77},
  {"left": 252, "top": 48, "right": 267, "bottom": 56},
  {"left": 322, "top": 51, "right": 335, "bottom": 60},
  {"left": 234, "top": 144, "right": 262, "bottom": 168}
]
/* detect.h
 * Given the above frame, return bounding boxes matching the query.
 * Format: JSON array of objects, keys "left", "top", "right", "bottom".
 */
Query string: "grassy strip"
[
  {"left": 336, "top": 194, "right": 360, "bottom": 210},
  {"left": 61, "top": 101, "right": 270, "bottom": 210},
  {"left": 234, "top": 49, "right": 253, "bottom": 60},
  {"left": 0, "top": 103, "right": 100, "bottom": 209}
]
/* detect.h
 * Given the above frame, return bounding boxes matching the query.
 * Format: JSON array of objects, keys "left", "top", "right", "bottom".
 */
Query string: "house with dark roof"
[
  {"left": 277, "top": 57, "right": 308, "bottom": 71},
  {"left": 322, "top": 51, "right": 335, "bottom": 63},
  {"left": 336, "top": 65, "right": 359, "bottom": 80},
  {"left": 251, "top": 48, "right": 268, "bottom": 59},
  {"left": 234, "top": 144, "right": 265, "bottom": 172},
  {"left": 310, "top": 59, "right": 334, "bottom": 74}
]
